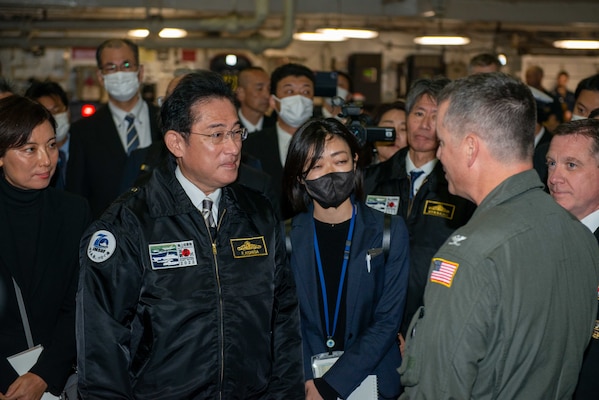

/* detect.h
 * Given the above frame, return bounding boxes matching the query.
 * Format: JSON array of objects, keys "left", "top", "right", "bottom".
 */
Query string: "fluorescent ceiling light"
[
  {"left": 293, "top": 31, "right": 347, "bottom": 42},
  {"left": 128, "top": 29, "right": 149, "bottom": 38},
  {"left": 414, "top": 35, "right": 471, "bottom": 46},
  {"left": 553, "top": 40, "right": 599, "bottom": 50},
  {"left": 316, "top": 28, "right": 379, "bottom": 39},
  {"left": 159, "top": 28, "right": 188, "bottom": 38}
]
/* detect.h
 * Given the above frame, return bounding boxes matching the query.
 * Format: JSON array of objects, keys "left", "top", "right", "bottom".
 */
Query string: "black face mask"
[{"left": 304, "top": 170, "right": 355, "bottom": 209}]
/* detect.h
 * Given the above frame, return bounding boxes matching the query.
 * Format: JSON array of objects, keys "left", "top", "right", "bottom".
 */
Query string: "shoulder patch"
[
  {"left": 430, "top": 258, "right": 459, "bottom": 287},
  {"left": 423, "top": 200, "right": 455, "bottom": 220},
  {"left": 87, "top": 230, "right": 117, "bottom": 262}
]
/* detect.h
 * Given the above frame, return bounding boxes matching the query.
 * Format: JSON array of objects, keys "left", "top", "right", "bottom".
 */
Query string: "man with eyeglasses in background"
[
  {"left": 66, "top": 38, "right": 161, "bottom": 218},
  {"left": 77, "top": 71, "right": 304, "bottom": 399}
]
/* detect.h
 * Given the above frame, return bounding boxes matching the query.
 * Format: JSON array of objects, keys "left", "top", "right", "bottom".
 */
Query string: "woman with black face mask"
[{"left": 283, "top": 118, "right": 410, "bottom": 400}]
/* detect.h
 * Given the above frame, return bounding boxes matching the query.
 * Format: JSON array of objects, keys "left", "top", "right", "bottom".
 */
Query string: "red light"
[{"left": 81, "top": 104, "right": 96, "bottom": 117}]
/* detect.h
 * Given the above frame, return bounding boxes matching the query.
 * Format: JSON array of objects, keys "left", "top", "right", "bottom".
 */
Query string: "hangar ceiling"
[{"left": 0, "top": 0, "right": 598, "bottom": 55}]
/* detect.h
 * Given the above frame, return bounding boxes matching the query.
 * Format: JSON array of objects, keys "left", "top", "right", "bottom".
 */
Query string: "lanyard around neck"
[{"left": 313, "top": 204, "right": 357, "bottom": 350}]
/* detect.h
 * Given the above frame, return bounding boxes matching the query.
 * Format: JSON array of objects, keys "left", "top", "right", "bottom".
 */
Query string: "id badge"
[{"left": 311, "top": 350, "right": 344, "bottom": 378}]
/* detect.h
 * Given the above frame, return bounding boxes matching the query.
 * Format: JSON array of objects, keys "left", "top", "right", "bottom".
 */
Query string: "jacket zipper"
[{"left": 207, "top": 208, "right": 226, "bottom": 400}]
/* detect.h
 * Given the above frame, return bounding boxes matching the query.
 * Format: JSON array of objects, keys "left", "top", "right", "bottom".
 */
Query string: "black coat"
[
  {"left": 77, "top": 156, "right": 303, "bottom": 399},
  {"left": 0, "top": 186, "right": 91, "bottom": 394},
  {"left": 66, "top": 101, "right": 161, "bottom": 218},
  {"left": 364, "top": 147, "right": 476, "bottom": 335}
]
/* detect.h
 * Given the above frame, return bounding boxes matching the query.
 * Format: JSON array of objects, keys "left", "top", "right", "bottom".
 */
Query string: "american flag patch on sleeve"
[{"left": 430, "top": 258, "right": 459, "bottom": 287}]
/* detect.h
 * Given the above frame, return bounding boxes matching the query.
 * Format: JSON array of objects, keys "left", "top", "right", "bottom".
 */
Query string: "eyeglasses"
[
  {"left": 100, "top": 61, "right": 139, "bottom": 75},
  {"left": 189, "top": 128, "right": 248, "bottom": 145}
]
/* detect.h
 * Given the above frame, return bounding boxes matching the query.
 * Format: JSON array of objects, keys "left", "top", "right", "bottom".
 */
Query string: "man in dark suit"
[
  {"left": 547, "top": 118, "right": 599, "bottom": 400},
  {"left": 243, "top": 63, "right": 315, "bottom": 218},
  {"left": 235, "top": 66, "right": 276, "bottom": 133},
  {"left": 66, "top": 38, "right": 161, "bottom": 218}
]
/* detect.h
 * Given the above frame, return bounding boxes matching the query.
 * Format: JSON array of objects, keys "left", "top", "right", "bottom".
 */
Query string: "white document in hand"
[
  {"left": 7, "top": 345, "right": 59, "bottom": 400},
  {"left": 312, "top": 352, "right": 378, "bottom": 400}
]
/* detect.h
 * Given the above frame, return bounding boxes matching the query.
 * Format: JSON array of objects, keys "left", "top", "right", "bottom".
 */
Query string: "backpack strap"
[{"left": 382, "top": 212, "right": 392, "bottom": 261}]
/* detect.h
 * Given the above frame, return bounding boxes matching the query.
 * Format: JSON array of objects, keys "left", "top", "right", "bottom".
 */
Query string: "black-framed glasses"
[
  {"left": 189, "top": 128, "right": 248, "bottom": 145},
  {"left": 100, "top": 61, "right": 139, "bottom": 75}
]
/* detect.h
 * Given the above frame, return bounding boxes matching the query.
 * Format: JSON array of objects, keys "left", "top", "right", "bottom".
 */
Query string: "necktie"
[
  {"left": 409, "top": 170, "right": 425, "bottom": 199},
  {"left": 125, "top": 114, "right": 139, "bottom": 155},
  {"left": 201, "top": 198, "right": 216, "bottom": 228}
]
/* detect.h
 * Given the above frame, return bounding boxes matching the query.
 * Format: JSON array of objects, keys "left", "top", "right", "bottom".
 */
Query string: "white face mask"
[
  {"left": 103, "top": 71, "right": 140, "bottom": 102},
  {"left": 53, "top": 111, "right": 70, "bottom": 142},
  {"left": 274, "top": 95, "right": 313, "bottom": 128},
  {"left": 571, "top": 114, "right": 587, "bottom": 121}
]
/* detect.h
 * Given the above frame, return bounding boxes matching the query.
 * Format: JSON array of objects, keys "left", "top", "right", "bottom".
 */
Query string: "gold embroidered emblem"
[
  {"left": 230, "top": 237, "right": 268, "bottom": 258},
  {"left": 593, "top": 320, "right": 599, "bottom": 340},
  {"left": 423, "top": 200, "right": 455, "bottom": 220}
]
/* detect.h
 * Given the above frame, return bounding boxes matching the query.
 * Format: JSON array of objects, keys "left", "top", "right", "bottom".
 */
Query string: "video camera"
[
  {"left": 314, "top": 71, "right": 395, "bottom": 147},
  {"left": 334, "top": 97, "right": 395, "bottom": 147}
]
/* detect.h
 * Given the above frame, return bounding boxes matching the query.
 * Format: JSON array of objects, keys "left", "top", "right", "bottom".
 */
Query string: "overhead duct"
[
  {"left": 0, "top": 0, "right": 295, "bottom": 53},
  {"left": 1, "top": 0, "right": 268, "bottom": 33}
]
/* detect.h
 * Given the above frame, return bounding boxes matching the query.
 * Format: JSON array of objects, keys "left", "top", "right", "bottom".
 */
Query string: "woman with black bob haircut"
[
  {"left": 283, "top": 118, "right": 409, "bottom": 400},
  {"left": 0, "top": 95, "right": 90, "bottom": 399}
]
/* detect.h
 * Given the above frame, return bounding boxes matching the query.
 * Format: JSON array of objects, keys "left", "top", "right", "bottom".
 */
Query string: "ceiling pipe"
[
  {"left": 0, "top": 0, "right": 269, "bottom": 33},
  {"left": 0, "top": 0, "right": 295, "bottom": 53}
]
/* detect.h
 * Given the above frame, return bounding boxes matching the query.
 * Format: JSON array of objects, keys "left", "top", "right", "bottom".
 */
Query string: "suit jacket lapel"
[
  {"left": 291, "top": 212, "right": 321, "bottom": 323},
  {"left": 344, "top": 204, "right": 375, "bottom": 335}
]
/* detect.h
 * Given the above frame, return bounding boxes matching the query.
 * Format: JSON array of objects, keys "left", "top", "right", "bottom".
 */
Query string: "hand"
[
  {"left": 305, "top": 379, "right": 324, "bottom": 400},
  {"left": 2, "top": 372, "right": 48, "bottom": 400},
  {"left": 398, "top": 332, "right": 406, "bottom": 358}
]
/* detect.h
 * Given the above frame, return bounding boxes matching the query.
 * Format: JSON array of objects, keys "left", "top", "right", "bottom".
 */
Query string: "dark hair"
[
  {"left": 574, "top": 73, "right": 599, "bottom": 101},
  {"left": 437, "top": 72, "right": 536, "bottom": 162},
  {"left": 0, "top": 95, "right": 55, "bottom": 158},
  {"left": 160, "top": 70, "right": 235, "bottom": 140},
  {"left": 589, "top": 108, "right": 599, "bottom": 119},
  {"left": 270, "top": 63, "right": 315, "bottom": 95},
  {"left": 24, "top": 80, "right": 69, "bottom": 108},
  {"left": 0, "top": 77, "right": 15, "bottom": 95},
  {"left": 469, "top": 53, "right": 501, "bottom": 70},
  {"left": 553, "top": 119, "right": 599, "bottom": 160},
  {"left": 96, "top": 38, "right": 140, "bottom": 69},
  {"left": 405, "top": 76, "right": 451, "bottom": 114},
  {"left": 372, "top": 100, "right": 407, "bottom": 125},
  {"left": 283, "top": 118, "right": 364, "bottom": 213}
]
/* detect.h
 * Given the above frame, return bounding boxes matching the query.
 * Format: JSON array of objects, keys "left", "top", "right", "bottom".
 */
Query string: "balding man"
[{"left": 400, "top": 73, "right": 599, "bottom": 399}]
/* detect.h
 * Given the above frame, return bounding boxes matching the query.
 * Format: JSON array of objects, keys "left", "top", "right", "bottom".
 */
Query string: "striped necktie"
[
  {"left": 125, "top": 114, "right": 139, "bottom": 155},
  {"left": 202, "top": 198, "right": 216, "bottom": 228}
]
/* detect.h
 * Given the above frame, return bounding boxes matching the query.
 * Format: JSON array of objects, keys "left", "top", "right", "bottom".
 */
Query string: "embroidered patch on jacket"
[
  {"left": 430, "top": 258, "right": 459, "bottom": 287},
  {"left": 230, "top": 237, "right": 268, "bottom": 258},
  {"left": 87, "top": 230, "right": 117, "bottom": 262},
  {"left": 448, "top": 234, "right": 467, "bottom": 246},
  {"left": 149, "top": 241, "right": 197, "bottom": 270},
  {"left": 423, "top": 200, "right": 455, "bottom": 220},
  {"left": 366, "top": 195, "right": 400, "bottom": 215}
]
